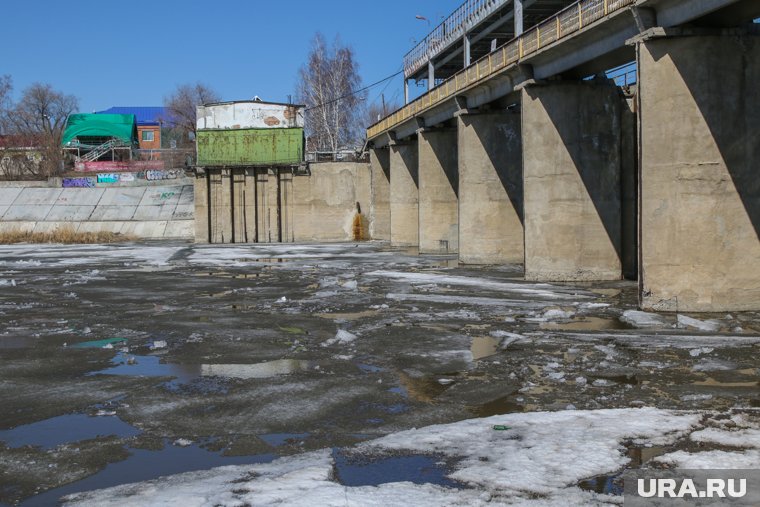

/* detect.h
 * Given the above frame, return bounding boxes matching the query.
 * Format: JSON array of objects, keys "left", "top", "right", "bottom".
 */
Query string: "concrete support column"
[
  {"left": 464, "top": 35, "right": 472, "bottom": 67},
  {"left": 208, "top": 168, "right": 232, "bottom": 244},
  {"left": 231, "top": 168, "right": 246, "bottom": 243},
  {"left": 243, "top": 168, "right": 257, "bottom": 243},
  {"left": 521, "top": 82, "right": 624, "bottom": 281},
  {"left": 389, "top": 139, "right": 419, "bottom": 247},
  {"left": 514, "top": 0, "right": 524, "bottom": 36},
  {"left": 418, "top": 128, "right": 458, "bottom": 254},
  {"left": 193, "top": 169, "right": 209, "bottom": 243},
  {"left": 428, "top": 61, "right": 435, "bottom": 91},
  {"left": 638, "top": 32, "right": 760, "bottom": 311},
  {"left": 457, "top": 111, "right": 524, "bottom": 264},
  {"left": 370, "top": 148, "right": 391, "bottom": 241}
]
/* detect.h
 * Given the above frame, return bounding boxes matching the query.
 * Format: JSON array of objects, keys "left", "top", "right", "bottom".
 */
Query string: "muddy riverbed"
[{"left": 0, "top": 242, "right": 758, "bottom": 505}]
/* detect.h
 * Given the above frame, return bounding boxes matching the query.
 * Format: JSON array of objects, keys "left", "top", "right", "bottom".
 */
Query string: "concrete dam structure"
[{"left": 367, "top": 0, "right": 760, "bottom": 312}]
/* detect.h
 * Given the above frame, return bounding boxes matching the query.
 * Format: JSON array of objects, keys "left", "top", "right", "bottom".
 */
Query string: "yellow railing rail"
[{"left": 368, "top": 0, "right": 635, "bottom": 140}]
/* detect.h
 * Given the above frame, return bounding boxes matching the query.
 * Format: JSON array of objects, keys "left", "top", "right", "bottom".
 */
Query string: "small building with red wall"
[{"left": 97, "top": 107, "right": 169, "bottom": 150}]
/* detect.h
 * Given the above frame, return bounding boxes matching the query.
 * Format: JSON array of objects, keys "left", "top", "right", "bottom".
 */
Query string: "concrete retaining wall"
[
  {"left": 0, "top": 179, "right": 194, "bottom": 239},
  {"left": 194, "top": 162, "right": 372, "bottom": 244}
]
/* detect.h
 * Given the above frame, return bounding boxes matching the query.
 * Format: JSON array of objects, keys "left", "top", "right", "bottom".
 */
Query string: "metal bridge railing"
[
  {"left": 404, "top": 0, "right": 511, "bottom": 79},
  {"left": 370, "top": 0, "right": 636, "bottom": 140}
]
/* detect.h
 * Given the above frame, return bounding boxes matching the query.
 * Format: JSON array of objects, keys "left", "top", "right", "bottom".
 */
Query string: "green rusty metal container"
[
  {"left": 196, "top": 127, "right": 304, "bottom": 167},
  {"left": 195, "top": 100, "right": 306, "bottom": 167}
]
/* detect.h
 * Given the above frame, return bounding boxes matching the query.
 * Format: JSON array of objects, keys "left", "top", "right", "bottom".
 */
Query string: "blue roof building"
[{"left": 97, "top": 107, "right": 173, "bottom": 127}]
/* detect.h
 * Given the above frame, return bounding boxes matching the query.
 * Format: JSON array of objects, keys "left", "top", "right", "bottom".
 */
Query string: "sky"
[{"left": 2, "top": 0, "right": 464, "bottom": 114}]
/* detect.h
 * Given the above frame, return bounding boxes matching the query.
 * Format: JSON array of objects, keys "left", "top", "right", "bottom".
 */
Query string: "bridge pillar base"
[
  {"left": 369, "top": 148, "right": 391, "bottom": 241},
  {"left": 418, "top": 129, "right": 459, "bottom": 254},
  {"left": 522, "top": 82, "right": 625, "bottom": 281},
  {"left": 638, "top": 33, "right": 760, "bottom": 312},
  {"left": 389, "top": 140, "right": 419, "bottom": 247},
  {"left": 457, "top": 111, "right": 524, "bottom": 265},
  {"left": 194, "top": 169, "right": 209, "bottom": 243}
]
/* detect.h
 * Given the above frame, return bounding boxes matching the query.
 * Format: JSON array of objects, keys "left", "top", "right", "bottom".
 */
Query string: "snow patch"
[
  {"left": 619, "top": 310, "right": 667, "bottom": 328},
  {"left": 322, "top": 330, "right": 357, "bottom": 347}
]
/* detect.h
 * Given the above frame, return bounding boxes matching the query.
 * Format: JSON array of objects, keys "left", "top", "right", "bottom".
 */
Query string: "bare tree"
[
  {"left": 1, "top": 82, "right": 78, "bottom": 177},
  {"left": 296, "top": 33, "right": 365, "bottom": 152},
  {"left": 362, "top": 96, "right": 400, "bottom": 132},
  {"left": 163, "top": 83, "right": 220, "bottom": 143},
  {"left": 0, "top": 75, "right": 13, "bottom": 135}
]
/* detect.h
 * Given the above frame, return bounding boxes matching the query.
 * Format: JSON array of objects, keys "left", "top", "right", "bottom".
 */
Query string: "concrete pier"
[
  {"left": 638, "top": 31, "right": 760, "bottom": 311},
  {"left": 194, "top": 170, "right": 209, "bottom": 242},
  {"left": 522, "top": 82, "right": 624, "bottom": 281},
  {"left": 457, "top": 111, "right": 524, "bottom": 264},
  {"left": 369, "top": 148, "right": 391, "bottom": 241},
  {"left": 389, "top": 140, "right": 420, "bottom": 247},
  {"left": 417, "top": 128, "right": 458, "bottom": 254}
]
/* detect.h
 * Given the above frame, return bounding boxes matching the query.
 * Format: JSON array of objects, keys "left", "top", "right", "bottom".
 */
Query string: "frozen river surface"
[{"left": 0, "top": 242, "right": 759, "bottom": 506}]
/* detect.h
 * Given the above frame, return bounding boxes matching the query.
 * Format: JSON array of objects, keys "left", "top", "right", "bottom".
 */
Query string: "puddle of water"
[
  {"left": 0, "top": 414, "right": 140, "bottom": 450},
  {"left": 577, "top": 446, "right": 667, "bottom": 496},
  {"left": 540, "top": 317, "right": 629, "bottom": 331},
  {"left": 332, "top": 449, "right": 464, "bottom": 489},
  {"left": 91, "top": 355, "right": 318, "bottom": 384},
  {"left": 356, "top": 363, "right": 384, "bottom": 374},
  {"left": 693, "top": 377, "right": 759, "bottom": 388},
  {"left": 70, "top": 337, "right": 127, "bottom": 349},
  {"left": 589, "top": 373, "right": 640, "bottom": 386},
  {"left": 578, "top": 474, "right": 624, "bottom": 496},
  {"left": 429, "top": 258, "right": 459, "bottom": 268},
  {"left": 397, "top": 372, "right": 452, "bottom": 402},
  {"left": 627, "top": 446, "right": 667, "bottom": 467},
  {"left": 88, "top": 353, "right": 200, "bottom": 385},
  {"left": 315, "top": 310, "right": 379, "bottom": 321},
  {"left": 471, "top": 336, "right": 500, "bottom": 360},
  {"left": 259, "top": 433, "right": 310, "bottom": 447},
  {"left": 388, "top": 386, "right": 408, "bottom": 397},
  {"left": 0, "top": 336, "right": 35, "bottom": 349},
  {"left": 468, "top": 395, "right": 523, "bottom": 417},
  {"left": 201, "top": 359, "right": 315, "bottom": 379},
  {"left": 19, "top": 442, "right": 276, "bottom": 507},
  {"left": 360, "top": 401, "right": 409, "bottom": 415},
  {"left": 589, "top": 288, "right": 622, "bottom": 297}
]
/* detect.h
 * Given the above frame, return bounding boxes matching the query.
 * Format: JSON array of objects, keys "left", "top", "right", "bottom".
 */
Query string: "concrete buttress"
[
  {"left": 522, "top": 82, "right": 624, "bottom": 281},
  {"left": 457, "top": 111, "right": 524, "bottom": 264},
  {"left": 389, "top": 140, "right": 420, "bottom": 247},
  {"left": 418, "top": 128, "right": 459, "bottom": 254},
  {"left": 638, "top": 32, "right": 760, "bottom": 311},
  {"left": 370, "top": 148, "right": 391, "bottom": 241}
]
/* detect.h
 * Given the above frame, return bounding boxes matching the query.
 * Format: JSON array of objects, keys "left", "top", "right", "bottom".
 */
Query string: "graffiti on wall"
[
  {"left": 97, "top": 173, "right": 120, "bottom": 183},
  {"left": 62, "top": 177, "right": 96, "bottom": 188},
  {"left": 145, "top": 169, "right": 183, "bottom": 181}
]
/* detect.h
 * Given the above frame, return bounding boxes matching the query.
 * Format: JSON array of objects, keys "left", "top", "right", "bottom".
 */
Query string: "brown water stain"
[{"left": 471, "top": 336, "right": 500, "bottom": 360}]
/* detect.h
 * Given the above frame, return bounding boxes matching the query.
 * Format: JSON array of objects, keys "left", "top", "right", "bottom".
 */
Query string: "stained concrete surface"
[{"left": 0, "top": 242, "right": 759, "bottom": 505}]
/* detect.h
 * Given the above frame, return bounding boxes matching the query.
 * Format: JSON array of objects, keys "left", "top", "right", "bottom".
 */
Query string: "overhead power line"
[{"left": 305, "top": 69, "right": 404, "bottom": 112}]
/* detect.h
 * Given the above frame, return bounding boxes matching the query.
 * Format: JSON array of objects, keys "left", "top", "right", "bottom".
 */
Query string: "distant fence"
[
  {"left": 134, "top": 148, "right": 196, "bottom": 168},
  {"left": 306, "top": 151, "right": 369, "bottom": 163}
]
